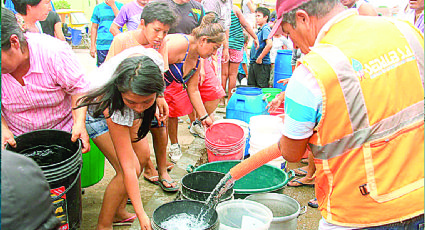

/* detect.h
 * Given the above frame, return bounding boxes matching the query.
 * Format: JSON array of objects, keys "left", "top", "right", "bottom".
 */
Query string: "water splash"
[
  {"left": 196, "top": 173, "right": 235, "bottom": 222},
  {"left": 160, "top": 213, "right": 210, "bottom": 230}
]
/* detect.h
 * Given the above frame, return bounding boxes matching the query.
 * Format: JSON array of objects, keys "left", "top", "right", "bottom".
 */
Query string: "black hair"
[
  {"left": 256, "top": 7, "right": 271, "bottom": 22},
  {"left": 12, "top": 0, "right": 42, "bottom": 15},
  {"left": 141, "top": 1, "right": 177, "bottom": 26},
  {"left": 76, "top": 56, "right": 165, "bottom": 141},
  {"left": 1, "top": 7, "right": 27, "bottom": 50}
]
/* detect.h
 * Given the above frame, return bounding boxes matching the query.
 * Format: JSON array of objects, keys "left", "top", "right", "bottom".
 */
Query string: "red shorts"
[
  {"left": 199, "top": 59, "right": 225, "bottom": 102},
  {"left": 229, "top": 48, "right": 243, "bottom": 63},
  {"left": 164, "top": 81, "right": 193, "bottom": 118},
  {"left": 164, "top": 59, "right": 225, "bottom": 118}
]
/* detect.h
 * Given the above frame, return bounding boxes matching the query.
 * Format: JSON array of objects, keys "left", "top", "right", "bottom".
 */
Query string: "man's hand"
[
  {"left": 256, "top": 57, "right": 263, "bottom": 64},
  {"left": 105, "top": 0, "right": 115, "bottom": 7},
  {"left": 71, "top": 123, "right": 90, "bottom": 153},
  {"left": 2, "top": 129, "right": 16, "bottom": 149},
  {"left": 90, "top": 46, "right": 96, "bottom": 58}
]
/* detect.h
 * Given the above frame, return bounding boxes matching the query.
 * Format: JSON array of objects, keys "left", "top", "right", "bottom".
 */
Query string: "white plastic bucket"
[
  {"left": 216, "top": 199, "right": 273, "bottom": 230},
  {"left": 245, "top": 193, "right": 307, "bottom": 230},
  {"left": 248, "top": 115, "right": 283, "bottom": 156}
]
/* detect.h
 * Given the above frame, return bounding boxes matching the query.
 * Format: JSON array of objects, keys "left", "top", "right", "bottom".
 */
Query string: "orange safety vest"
[{"left": 302, "top": 14, "right": 424, "bottom": 227}]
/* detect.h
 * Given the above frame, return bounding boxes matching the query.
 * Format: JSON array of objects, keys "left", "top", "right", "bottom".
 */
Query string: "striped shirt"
[
  {"left": 91, "top": 2, "right": 123, "bottom": 50},
  {"left": 1, "top": 33, "right": 90, "bottom": 136},
  {"left": 229, "top": 10, "right": 244, "bottom": 51},
  {"left": 282, "top": 64, "right": 323, "bottom": 139}
]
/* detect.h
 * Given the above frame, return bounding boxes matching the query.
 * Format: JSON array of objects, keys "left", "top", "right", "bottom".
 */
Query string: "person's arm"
[
  {"left": 53, "top": 22, "right": 65, "bottom": 41},
  {"left": 186, "top": 69, "right": 213, "bottom": 127},
  {"left": 222, "top": 29, "right": 230, "bottom": 63},
  {"left": 90, "top": 23, "right": 99, "bottom": 58},
  {"left": 246, "top": 0, "right": 256, "bottom": 14},
  {"left": 1, "top": 115, "right": 16, "bottom": 149},
  {"left": 71, "top": 94, "right": 90, "bottom": 153},
  {"left": 110, "top": 22, "right": 123, "bottom": 36},
  {"left": 234, "top": 6, "right": 259, "bottom": 48},
  {"left": 358, "top": 3, "right": 378, "bottom": 16},
  {"left": 256, "top": 38, "right": 273, "bottom": 64},
  {"left": 105, "top": 0, "right": 120, "bottom": 16},
  {"left": 105, "top": 116, "right": 151, "bottom": 229}
]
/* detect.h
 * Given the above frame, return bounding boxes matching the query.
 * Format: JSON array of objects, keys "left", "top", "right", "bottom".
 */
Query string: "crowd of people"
[{"left": 1, "top": 0, "right": 424, "bottom": 229}]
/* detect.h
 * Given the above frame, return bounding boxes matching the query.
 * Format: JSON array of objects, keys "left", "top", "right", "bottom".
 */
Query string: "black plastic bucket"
[
  {"left": 6, "top": 129, "right": 83, "bottom": 230},
  {"left": 181, "top": 171, "right": 233, "bottom": 203},
  {"left": 152, "top": 200, "right": 219, "bottom": 230}
]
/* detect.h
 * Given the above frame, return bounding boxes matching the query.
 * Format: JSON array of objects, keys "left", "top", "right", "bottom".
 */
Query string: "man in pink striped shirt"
[{"left": 1, "top": 7, "right": 90, "bottom": 153}]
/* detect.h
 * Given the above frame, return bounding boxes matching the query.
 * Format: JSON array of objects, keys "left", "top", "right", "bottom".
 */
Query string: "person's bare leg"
[
  {"left": 94, "top": 132, "right": 134, "bottom": 230},
  {"left": 150, "top": 126, "right": 176, "bottom": 188},
  {"left": 288, "top": 151, "right": 315, "bottom": 186},
  {"left": 188, "top": 110, "right": 196, "bottom": 124},
  {"left": 228, "top": 62, "right": 239, "bottom": 99},
  {"left": 168, "top": 117, "right": 179, "bottom": 144},
  {"left": 220, "top": 62, "right": 230, "bottom": 105}
]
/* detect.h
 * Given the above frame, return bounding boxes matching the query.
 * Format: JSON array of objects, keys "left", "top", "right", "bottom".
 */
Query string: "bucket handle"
[
  {"left": 262, "top": 93, "right": 271, "bottom": 101},
  {"left": 211, "top": 144, "right": 243, "bottom": 155},
  {"left": 186, "top": 165, "right": 196, "bottom": 173},
  {"left": 51, "top": 155, "right": 83, "bottom": 201},
  {"left": 285, "top": 170, "right": 296, "bottom": 184},
  {"left": 298, "top": 206, "right": 308, "bottom": 217}
]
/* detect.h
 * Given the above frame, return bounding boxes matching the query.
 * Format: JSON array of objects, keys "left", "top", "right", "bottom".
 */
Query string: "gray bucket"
[{"left": 245, "top": 193, "right": 307, "bottom": 230}]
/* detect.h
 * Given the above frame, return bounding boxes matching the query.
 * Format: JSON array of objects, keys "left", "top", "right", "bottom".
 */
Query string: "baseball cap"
[
  {"left": 1, "top": 149, "right": 60, "bottom": 230},
  {"left": 268, "top": 0, "right": 312, "bottom": 39}
]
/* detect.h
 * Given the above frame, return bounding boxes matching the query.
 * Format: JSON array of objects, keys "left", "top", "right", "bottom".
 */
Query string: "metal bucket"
[
  {"left": 152, "top": 200, "right": 219, "bottom": 230},
  {"left": 181, "top": 171, "right": 234, "bottom": 203},
  {"left": 245, "top": 193, "right": 307, "bottom": 230}
]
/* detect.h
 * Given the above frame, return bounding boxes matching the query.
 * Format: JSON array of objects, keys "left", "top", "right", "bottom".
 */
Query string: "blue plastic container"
[
  {"left": 69, "top": 27, "right": 82, "bottom": 46},
  {"left": 226, "top": 87, "right": 268, "bottom": 124},
  {"left": 274, "top": 50, "right": 293, "bottom": 91},
  {"left": 275, "top": 50, "right": 292, "bottom": 74}
]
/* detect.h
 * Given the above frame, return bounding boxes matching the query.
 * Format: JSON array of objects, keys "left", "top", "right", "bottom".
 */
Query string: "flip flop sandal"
[
  {"left": 308, "top": 198, "right": 318, "bottom": 208},
  {"left": 113, "top": 215, "right": 137, "bottom": 226},
  {"left": 293, "top": 167, "right": 308, "bottom": 176},
  {"left": 159, "top": 178, "right": 179, "bottom": 192},
  {"left": 143, "top": 175, "right": 159, "bottom": 185},
  {"left": 287, "top": 179, "right": 315, "bottom": 188}
]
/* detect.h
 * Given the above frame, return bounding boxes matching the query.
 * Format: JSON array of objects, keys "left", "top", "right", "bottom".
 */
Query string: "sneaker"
[
  {"left": 189, "top": 120, "right": 205, "bottom": 139},
  {"left": 168, "top": 144, "right": 182, "bottom": 163}
]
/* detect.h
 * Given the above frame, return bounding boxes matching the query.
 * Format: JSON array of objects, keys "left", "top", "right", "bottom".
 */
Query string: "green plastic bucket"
[
  {"left": 262, "top": 88, "right": 282, "bottom": 103},
  {"left": 190, "top": 160, "right": 295, "bottom": 199},
  {"left": 81, "top": 139, "right": 105, "bottom": 188}
]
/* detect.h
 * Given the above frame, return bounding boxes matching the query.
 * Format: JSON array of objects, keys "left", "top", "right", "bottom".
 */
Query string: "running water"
[
  {"left": 160, "top": 213, "right": 210, "bottom": 230},
  {"left": 196, "top": 173, "right": 235, "bottom": 222}
]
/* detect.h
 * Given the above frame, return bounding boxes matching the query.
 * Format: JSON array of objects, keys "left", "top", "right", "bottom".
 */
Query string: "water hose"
[{"left": 229, "top": 143, "right": 282, "bottom": 181}]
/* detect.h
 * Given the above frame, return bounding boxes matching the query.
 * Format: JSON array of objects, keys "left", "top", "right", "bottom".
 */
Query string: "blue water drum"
[
  {"left": 226, "top": 87, "right": 268, "bottom": 124},
  {"left": 274, "top": 50, "right": 293, "bottom": 91}
]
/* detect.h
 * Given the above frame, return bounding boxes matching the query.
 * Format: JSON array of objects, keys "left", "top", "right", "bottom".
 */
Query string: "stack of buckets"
[
  {"left": 274, "top": 50, "right": 293, "bottom": 91},
  {"left": 248, "top": 115, "right": 286, "bottom": 170},
  {"left": 205, "top": 122, "right": 246, "bottom": 162}
]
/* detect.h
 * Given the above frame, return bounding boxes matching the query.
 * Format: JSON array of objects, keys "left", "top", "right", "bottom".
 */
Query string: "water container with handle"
[{"left": 226, "top": 87, "right": 268, "bottom": 124}]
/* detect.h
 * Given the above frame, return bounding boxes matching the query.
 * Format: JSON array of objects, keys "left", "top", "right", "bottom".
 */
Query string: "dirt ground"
[{"left": 75, "top": 49, "right": 321, "bottom": 230}]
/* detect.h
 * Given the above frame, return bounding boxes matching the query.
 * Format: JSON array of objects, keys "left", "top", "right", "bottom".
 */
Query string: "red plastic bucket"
[{"left": 205, "top": 123, "right": 245, "bottom": 162}]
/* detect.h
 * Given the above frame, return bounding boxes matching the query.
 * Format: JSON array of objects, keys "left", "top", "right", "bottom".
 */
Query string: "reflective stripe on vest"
[
  {"left": 309, "top": 19, "right": 424, "bottom": 160},
  {"left": 302, "top": 15, "right": 424, "bottom": 227}
]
